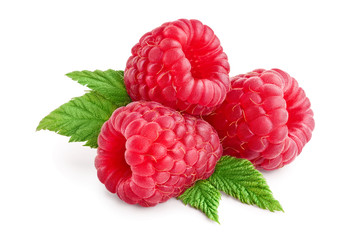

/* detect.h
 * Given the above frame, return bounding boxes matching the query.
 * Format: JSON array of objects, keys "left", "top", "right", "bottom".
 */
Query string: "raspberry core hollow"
[
  {"left": 95, "top": 101, "right": 222, "bottom": 206},
  {"left": 124, "top": 19, "right": 230, "bottom": 116}
]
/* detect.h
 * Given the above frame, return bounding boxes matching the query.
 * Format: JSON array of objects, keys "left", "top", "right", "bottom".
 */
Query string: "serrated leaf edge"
[
  {"left": 208, "top": 156, "right": 284, "bottom": 212},
  {"left": 178, "top": 180, "right": 221, "bottom": 223},
  {"left": 36, "top": 91, "right": 118, "bottom": 148},
  {"left": 65, "top": 69, "right": 131, "bottom": 105}
]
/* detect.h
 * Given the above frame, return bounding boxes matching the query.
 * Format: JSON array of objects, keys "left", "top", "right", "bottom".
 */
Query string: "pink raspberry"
[
  {"left": 124, "top": 19, "right": 230, "bottom": 116},
  {"left": 95, "top": 101, "right": 222, "bottom": 206},
  {"left": 205, "top": 69, "right": 314, "bottom": 170}
]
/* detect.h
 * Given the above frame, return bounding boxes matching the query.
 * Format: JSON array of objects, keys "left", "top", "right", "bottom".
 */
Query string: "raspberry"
[
  {"left": 95, "top": 101, "right": 222, "bottom": 206},
  {"left": 124, "top": 19, "right": 230, "bottom": 116},
  {"left": 205, "top": 69, "right": 314, "bottom": 170}
]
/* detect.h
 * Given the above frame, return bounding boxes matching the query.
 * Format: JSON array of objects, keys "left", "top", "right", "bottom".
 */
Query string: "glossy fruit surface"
[
  {"left": 205, "top": 69, "right": 314, "bottom": 170},
  {"left": 124, "top": 19, "right": 230, "bottom": 116},
  {"left": 95, "top": 101, "right": 222, "bottom": 206}
]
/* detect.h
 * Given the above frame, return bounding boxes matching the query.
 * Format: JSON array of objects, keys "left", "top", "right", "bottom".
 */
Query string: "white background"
[{"left": 1, "top": 0, "right": 359, "bottom": 239}]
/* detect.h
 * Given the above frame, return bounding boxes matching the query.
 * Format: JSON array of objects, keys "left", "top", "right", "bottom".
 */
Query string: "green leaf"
[
  {"left": 36, "top": 91, "right": 118, "bottom": 148},
  {"left": 209, "top": 156, "right": 283, "bottom": 212},
  {"left": 66, "top": 69, "right": 131, "bottom": 106},
  {"left": 178, "top": 180, "right": 221, "bottom": 223}
]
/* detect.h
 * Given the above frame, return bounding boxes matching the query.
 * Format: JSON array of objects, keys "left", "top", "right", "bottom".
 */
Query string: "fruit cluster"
[{"left": 95, "top": 19, "right": 314, "bottom": 206}]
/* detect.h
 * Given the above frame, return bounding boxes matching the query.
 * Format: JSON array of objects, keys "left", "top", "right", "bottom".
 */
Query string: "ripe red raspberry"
[
  {"left": 205, "top": 69, "right": 314, "bottom": 170},
  {"left": 95, "top": 101, "right": 222, "bottom": 206},
  {"left": 124, "top": 19, "right": 230, "bottom": 116}
]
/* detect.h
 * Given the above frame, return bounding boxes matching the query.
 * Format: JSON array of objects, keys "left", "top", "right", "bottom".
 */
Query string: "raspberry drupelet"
[
  {"left": 124, "top": 19, "right": 230, "bottom": 116},
  {"left": 95, "top": 101, "right": 222, "bottom": 206},
  {"left": 205, "top": 69, "right": 314, "bottom": 170}
]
